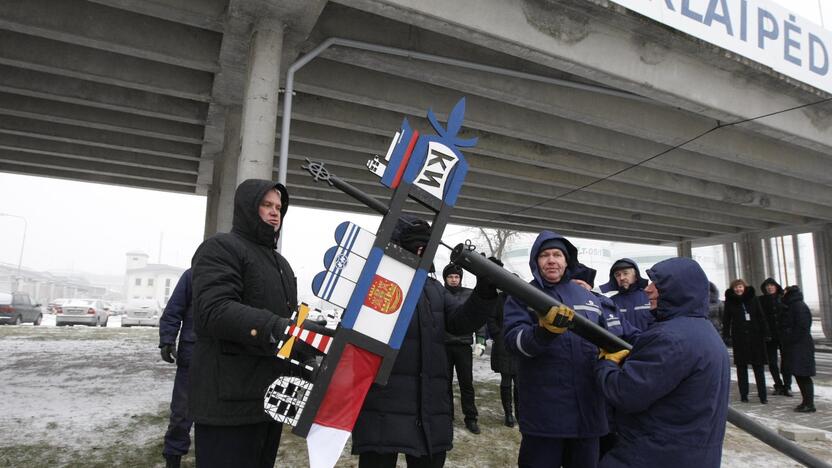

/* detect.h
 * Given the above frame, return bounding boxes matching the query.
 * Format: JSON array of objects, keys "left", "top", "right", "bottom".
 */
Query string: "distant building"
[
  {"left": 124, "top": 251, "right": 185, "bottom": 307},
  {"left": 0, "top": 262, "right": 114, "bottom": 305}
]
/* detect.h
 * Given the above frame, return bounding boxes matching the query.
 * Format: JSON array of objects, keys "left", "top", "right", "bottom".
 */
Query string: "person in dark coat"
[
  {"left": 723, "top": 279, "right": 770, "bottom": 403},
  {"left": 758, "top": 278, "right": 790, "bottom": 396},
  {"left": 486, "top": 289, "right": 517, "bottom": 428},
  {"left": 504, "top": 231, "right": 609, "bottom": 468},
  {"left": 441, "top": 263, "right": 482, "bottom": 434},
  {"left": 351, "top": 216, "right": 499, "bottom": 468},
  {"left": 159, "top": 269, "right": 195, "bottom": 468},
  {"left": 571, "top": 263, "right": 640, "bottom": 459},
  {"left": 600, "top": 259, "right": 653, "bottom": 332},
  {"left": 707, "top": 282, "right": 725, "bottom": 339},
  {"left": 781, "top": 286, "right": 817, "bottom": 412},
  {"left": 595, "top": 257, "right": 730, "bottom": 468},
  {"left": 189, "top": 179, "right": 329, "bottom": 468}
]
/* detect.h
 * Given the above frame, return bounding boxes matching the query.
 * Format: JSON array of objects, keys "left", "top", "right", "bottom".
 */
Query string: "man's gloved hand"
[
  {"left": 538, "top": 305, "right": 574, "bottom": 334},
  {"left": 473, "top": 256, "right": 504, "bottom": 299},
  {"left": 160, "top": 343, "right": 177, "bottom": 363},
  {"left": 272, "top": 317, "right": 335, "bottom": 352},
  {"left": 599, "top": 348, "right": 630, "bottom": 365}
]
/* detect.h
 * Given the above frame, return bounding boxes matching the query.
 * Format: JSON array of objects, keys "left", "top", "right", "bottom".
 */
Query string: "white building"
[{"left": 124, "top": 251, "right": 185, "bottom": 307}]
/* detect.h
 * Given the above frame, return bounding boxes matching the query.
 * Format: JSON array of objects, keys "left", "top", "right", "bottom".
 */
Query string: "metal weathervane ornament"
[{"left": 264, "top": 98, "right": 475, "bottom": 468}]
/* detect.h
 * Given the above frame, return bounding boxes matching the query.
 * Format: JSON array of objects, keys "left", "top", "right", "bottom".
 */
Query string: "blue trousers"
[
  {"left": 163, "top": 344, "right": 194, "bottom": 457},
  {"left": 518, "top": 434, "right": 599, "bottom": 468}
]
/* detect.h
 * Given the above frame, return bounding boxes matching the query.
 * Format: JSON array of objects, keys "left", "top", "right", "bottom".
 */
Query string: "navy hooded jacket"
[
  {"left": 503, "top": 231, "right": 609, "bottom": 438},
  {"left": 600, "top": 259, "right": 654, "bottom": 332},
  {"left": 595, "top": 258, "right": 730, "bottom": 468},
  {"left": 159, "top": 269, "right": 195, "bottom": 354}
]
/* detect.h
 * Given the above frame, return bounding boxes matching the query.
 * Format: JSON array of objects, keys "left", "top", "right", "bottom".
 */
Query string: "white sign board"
[{"left": 609, "top": 0, "right": 832, "bottom": 95}]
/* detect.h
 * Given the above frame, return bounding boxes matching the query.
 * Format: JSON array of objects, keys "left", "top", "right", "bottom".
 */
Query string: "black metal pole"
[{"left": 450, "top": 244, "right": 631, "bottom": 353}]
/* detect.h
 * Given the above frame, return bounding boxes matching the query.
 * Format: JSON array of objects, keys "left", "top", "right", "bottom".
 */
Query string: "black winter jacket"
[
  {"left": 443, "top": 286, "right": 476, "bottom": 345},
  {"left": 351, "top": 277, "right": 496, "bottom": 457},
  {"left": 781, "top": 287, "right": 816, "bottom": 377},
  {"left": 723, "top": 286, "right": 769, "bottom": 366},
  {"left": 758, "top": 278, "right": 784, "bottom": 346},
  {"left": 189, "top": 180, "right": 298, "bottom": 425},
  {"left": 487, "top": 292, "right": 516, "bottom": 376}
]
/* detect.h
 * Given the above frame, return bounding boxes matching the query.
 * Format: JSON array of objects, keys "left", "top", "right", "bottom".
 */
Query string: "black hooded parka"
[
  {"left": 188, "top": 179, "right": 298, "bottom": 425},
  {"left": 723, "top": 286, "right": 769, "bottom": 366}
]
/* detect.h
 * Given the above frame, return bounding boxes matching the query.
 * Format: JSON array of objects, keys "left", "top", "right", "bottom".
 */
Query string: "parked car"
[
  {"left": 55, "top": 299, "right": 110, "bottom": 327},
  {"left": 0, "top": 292, "right": 43, "bottom": 325},
  {"left": 46, "top": 298, "right": 69, "bottom": 314},
  {"left": 107, "top": 302, "right": 126, "bottom": 316},
  {"left": 121, "top": 299, "right": 161, "bottom": 327}
]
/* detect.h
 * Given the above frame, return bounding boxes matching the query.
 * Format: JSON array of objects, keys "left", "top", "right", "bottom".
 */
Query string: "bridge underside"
[{"left": 0, "top": 0, "right": 831, "bottom": 247}]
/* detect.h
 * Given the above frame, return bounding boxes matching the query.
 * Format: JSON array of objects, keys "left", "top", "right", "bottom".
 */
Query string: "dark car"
[{"left": 0, "top": 292, "right": 43, "bottom": 325}]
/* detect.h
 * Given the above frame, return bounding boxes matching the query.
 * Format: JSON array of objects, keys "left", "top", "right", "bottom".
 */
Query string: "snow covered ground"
[{"left": 0, "top": 324, "right": 829, "bottom": 467}]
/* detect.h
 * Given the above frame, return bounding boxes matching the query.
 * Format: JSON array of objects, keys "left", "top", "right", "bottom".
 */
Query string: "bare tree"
[{"left": 476, "top": 227, "right": 519, "bottom": 259}]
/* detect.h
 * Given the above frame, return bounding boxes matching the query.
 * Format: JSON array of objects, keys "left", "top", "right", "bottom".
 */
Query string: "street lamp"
[{"left": 0, "top": 213, "right": 27, "bottom": 292}]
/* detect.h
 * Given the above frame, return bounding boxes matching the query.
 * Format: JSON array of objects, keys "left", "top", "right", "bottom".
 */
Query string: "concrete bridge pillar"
[
  {"left": 237, "top": 18, "right": 284, "bottom": 184},
  {"left": 724, "top": 242, "right": 738, "bottom": 284},
  {"left": 740, "top": 233, "right": 765, "bottom": 287},
  {"left": 205, "top": 107, "right": 242, "bottom": 238},
  {"left": 812, "top": 225, "right": 832, "bottom": 339},
  {"left": 677, "top": 240, "right": 692, "bottom": 258}
]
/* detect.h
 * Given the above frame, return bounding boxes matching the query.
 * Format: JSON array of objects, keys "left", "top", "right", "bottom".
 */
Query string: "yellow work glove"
[
  {"left": 539, "top": 305, "right": 575, "bottom": 334},
  {"left": 599, "top": 348, "right": 630, "bottom": 366}
]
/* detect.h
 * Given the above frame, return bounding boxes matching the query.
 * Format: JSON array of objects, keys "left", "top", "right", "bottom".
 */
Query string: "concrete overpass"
[{"left": 0, "top": 0, "right": 830, "bottom": 335}]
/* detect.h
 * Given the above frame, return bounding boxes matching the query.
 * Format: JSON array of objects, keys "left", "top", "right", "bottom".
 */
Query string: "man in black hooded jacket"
[
  {"left": 442, "top": 263, "right": 484, "bottom": 434},
  {"left": 351, "top": 216, "right": 499, "bottom": 468},
  {"left": 189, "top": 179, "right": 328, "bottom": 467}
]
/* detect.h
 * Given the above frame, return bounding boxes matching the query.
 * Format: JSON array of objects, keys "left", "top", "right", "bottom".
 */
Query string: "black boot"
[
  {"left": 500, "top": 386, "right": 515, "bottom": 427},
  {"left": 164, "top": 455, "right": 181, "bottom": 468}
]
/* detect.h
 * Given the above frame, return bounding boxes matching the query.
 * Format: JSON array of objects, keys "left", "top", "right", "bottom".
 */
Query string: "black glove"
[
  {"left": 473, "top": 256, "right": 503, "bottom": 299},
  {"left": 272, "top": 318, "right": 334, "bottom": 350},
  {"left": 160, "top": 343, "right": 177, "bottom": 363}
]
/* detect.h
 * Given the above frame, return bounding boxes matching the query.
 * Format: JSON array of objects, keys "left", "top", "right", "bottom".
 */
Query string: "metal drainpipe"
[{"left": 277, "top": 37, "right": 652, "bottom": 187}]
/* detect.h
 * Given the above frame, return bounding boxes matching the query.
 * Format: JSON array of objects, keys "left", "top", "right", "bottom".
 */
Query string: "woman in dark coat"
[
  {"left": 486, "top": 291, "right": 518, "bottom": 427},
  {"left": 781, "top": 286, "right": 817, "bottom": 412},
  {"left": 758, "top": 278, "right": 791, "bottom": 395},
  {"left": 723, "top": 279, "right": 770, "bottom": 403}
]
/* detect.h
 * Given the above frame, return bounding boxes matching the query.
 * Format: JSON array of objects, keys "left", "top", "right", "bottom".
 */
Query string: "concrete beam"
[
  {"left": 0, "top": 160, "right": 195, "bottom": 194},
  {"left": 284, "top": 162, "right": 711, "bottom": 240},
  {"left": 0, "top": 116, "right": 201, "bottom": 161},
  {"left": 0, "top": 132, "right": 198, "bottom": 174},
  {"left": 0, "top": 30, "right": 213, "bottom": 101},
  {"left": 0, "top": 65, "right": 207, "bottom": 125},
  {"left": 286, "top": 94, "right": 810, "bottom": 227},
  {"left": 293, "top": 59, "right": 832, "bottom": 217},
  {"left": 86, "top": 0, "right": 227, "bottom": 32},
  {"left": 333, "top": 0, "right": 832, "bottom": 154},
  {"left": 0, "top": 150, "right": 197, "bottom": 187},
  {"left": 286, "top": 121, "right": 772, "bottom": 232},
  {"left": 285, "top": 142, "right": 731, "bottom": 237},
  {"left": 287, "top": 183, "right": 679, "bottom": 243},
  {"left": 0, "top": 0, "right": 221, "bottom": 72},
  {"left": 0, "top": 92, "right": 203, "bottom": 144},
  {"left": 322, "top": 45, "right": 832, "bottom": 187}
]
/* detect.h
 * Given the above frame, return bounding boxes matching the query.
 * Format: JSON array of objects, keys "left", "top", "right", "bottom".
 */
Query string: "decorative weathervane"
[{"left": 264, "top": 98, "right": 476, "bottom": 468}]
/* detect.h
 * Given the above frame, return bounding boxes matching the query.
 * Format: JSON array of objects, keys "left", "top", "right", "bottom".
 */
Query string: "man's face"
[
  {"left": 614, "top": 267, "right": 637, "bottom": 289},
  {"left": 645, "top": 282, "right": 659, "bottom": 310},
  {"left": 445, "top": 273, "right": 461, "bottom": 287},
  {"left": 733, "top": 283, "right": 745, "bottom": 296},
  {"left": 537, "top": 248, "right": 567, "bottom": 284},
  {"left": 766, "top": 283, "right": 778, "bottom": 295},
  {"left": 258, "top": 189, "right": 282, "bottom": 232}
]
